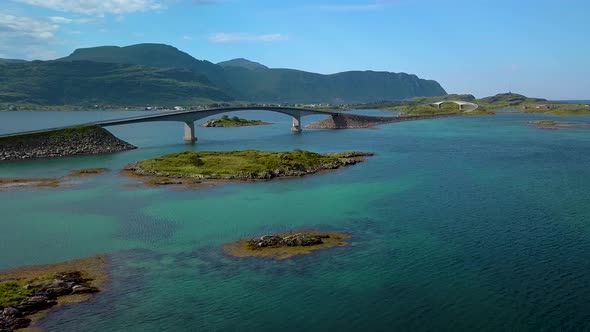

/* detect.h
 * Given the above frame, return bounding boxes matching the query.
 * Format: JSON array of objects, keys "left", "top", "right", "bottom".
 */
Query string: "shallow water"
[{"left": 1, "top": 110, "right": 590, "bottom": 331}]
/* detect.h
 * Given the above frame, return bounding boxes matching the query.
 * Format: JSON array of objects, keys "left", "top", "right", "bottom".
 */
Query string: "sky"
[{"left": 1, "top": 0, "right": 589, "bottom": 99}]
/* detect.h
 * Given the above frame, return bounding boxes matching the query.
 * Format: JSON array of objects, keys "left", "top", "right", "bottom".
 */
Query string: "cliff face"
[{"left": 0, "top": 126, "right": 135, "bottom": 161}]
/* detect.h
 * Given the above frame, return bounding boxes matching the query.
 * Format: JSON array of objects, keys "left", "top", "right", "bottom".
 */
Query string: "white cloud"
[
  {"left": 49, "top": 16, "right": 73, "bottom": 23},
  {"left": 182, "top": 35, "right": 193, "bottom": 40},
  {"left": 49, "top": 16, "right": 99, "bottom": 24},
  {"left": 209, "top": 32, "right": 289, "bottom": 43},
  {"left": 0, "top": 14, "right": 61, "bottom": 59},
  {"left": 11, "top": 0, "right": 165, "bottom": 16}
]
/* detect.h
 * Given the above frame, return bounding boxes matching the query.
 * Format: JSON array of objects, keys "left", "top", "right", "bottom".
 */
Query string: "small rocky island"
[
  {"left": 0, "top": 255, "right": 105, "bottom": 331},
  {"left": 123, "top": 149, "right": 373, "bottom": 188},
  {"left": 224, "top": 230, "right": 351, "bottom": 260},
  {"left": 202, "top": 115, "right": 269, "bottom": 127},
  {"left": 0, "top": 125, "right": 135, "bottom": 161},
  {"left": 528, "top": 120, "right": 590, "bottom": 129}
]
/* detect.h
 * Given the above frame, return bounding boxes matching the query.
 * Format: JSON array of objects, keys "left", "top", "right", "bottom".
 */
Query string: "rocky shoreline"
[
  {"left": 224, "top": 230, "right": 351, "bottom": 260},
  {"left": 0, "top": 255, "right": 105, "bottom": 332},
  {"left": 0, "top": 126, "right": 135, "bottom": 161},
  {"left": 305, "top": 113, "right": 458, "bottom": 129}
]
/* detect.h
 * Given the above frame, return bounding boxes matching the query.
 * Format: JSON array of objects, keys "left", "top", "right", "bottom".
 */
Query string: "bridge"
[
  {"left": 94, "top": 106, "right": 340, "bottom": 142},
  {"left": 431, "top": 101, "right": 479, "bottom": 112}
]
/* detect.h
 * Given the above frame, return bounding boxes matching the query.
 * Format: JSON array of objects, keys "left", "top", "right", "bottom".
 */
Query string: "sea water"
[{"left": 1, "top": 110, "right": 590, "bottom": 331}]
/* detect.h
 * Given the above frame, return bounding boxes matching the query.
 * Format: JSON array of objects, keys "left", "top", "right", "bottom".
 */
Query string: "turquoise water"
[{"left": 2, "top": 111, "right": 590, "bottom": 331}]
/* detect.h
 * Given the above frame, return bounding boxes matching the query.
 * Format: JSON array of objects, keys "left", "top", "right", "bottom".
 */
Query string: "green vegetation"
[
  {"left": 356, "top": 94, "right": 492, "bottom": 115},
  {"left": 354, "top": 93, "right": 590, "bottom": 115},
  {"left": 133, "top": 149, "right": 369, "bottom": 177},
  {"left": 0, "top": 280, "right": 34, "bottom": 305},
  {"left": 222, "top": 66, "right": 446, "bottom": 104},
  {"left": 1, "top": 43, "right": 447, "bottom": 107},
  {"left": 0, "top": 60, "right": 231, "bottom": 106},
  {"left": 529, "top": 120, "right": 559, "bottom": 126},
  {"left": 203, "top": 115, "right": 269, "bottom": 127}
]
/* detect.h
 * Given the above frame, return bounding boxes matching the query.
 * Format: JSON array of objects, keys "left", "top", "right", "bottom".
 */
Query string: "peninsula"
[
  {"left": 123, "top": 149, "right": 373, "bottom": 187},
  {"left": 0, "top": 125, "right": 135, "bottom": 161}
]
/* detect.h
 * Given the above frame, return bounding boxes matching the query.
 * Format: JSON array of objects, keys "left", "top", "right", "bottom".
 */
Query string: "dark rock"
[
  {"left": 71, "top": 285, "right": 100, "bottom": 294},
  {"left": 16, "top": 295, "right": 57, "bottom": 314},
  {"left": 2, "top": 308, "right": 20, "bottom": 318}
]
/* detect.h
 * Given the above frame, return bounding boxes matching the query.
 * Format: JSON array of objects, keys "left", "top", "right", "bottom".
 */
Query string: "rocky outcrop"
[
  {"left": 0, "top": 125, "right": 136, "bottom": 161},
  {"left": 305, "top": 113, "right": 458, "bottom": 129},
  {"left": 0, "top": 272, "right": 99, "bottom": 332},
  {"left": 224, "top": 230, "right": 351, "bottom": 260},
  {"left": 250, "top": 233, "right": 328, "bottom": 248}
]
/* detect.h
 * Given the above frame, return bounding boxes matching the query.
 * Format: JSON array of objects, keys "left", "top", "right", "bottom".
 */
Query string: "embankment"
[
  {"left": 0, "top": 125, "right": 136, "bottom": 161},
  {"left": 305, "top": 113, "right": 458, "bottom": 129}
]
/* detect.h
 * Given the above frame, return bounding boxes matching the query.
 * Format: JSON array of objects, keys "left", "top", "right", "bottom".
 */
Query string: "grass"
[
  {"left": 0, "top": 280, "right": 34, "bottom": 305},
  {"left": 135, "top": 149, "right": 348, "bottom": 176}
]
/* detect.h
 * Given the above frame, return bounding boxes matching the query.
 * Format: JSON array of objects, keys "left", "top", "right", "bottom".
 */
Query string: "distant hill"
[
  {"left": 0, "top": 58, "right": 27, "bottom": 64},
  {"left": 223, "top": 66, "right": 446, "bottom": 103},
  {"left": 0, "top": 60, "right": 231, "bottom": 105},
  {"left": 1, "top": 43, "right": 448, "bottom": 106},
  {"left": 477, "top": 93, "right": 546, "bottom": 108},
  {"left": 218, "top": 58, "right": 268, "bottom": 70}
]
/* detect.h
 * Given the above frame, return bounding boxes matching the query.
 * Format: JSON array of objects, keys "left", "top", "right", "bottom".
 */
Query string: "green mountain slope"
[
  {"left": 58, "top": 43, "right": 231, "bottom": 91},
  {"left": 218, "top": 58, "right": 268, "bottom": 70},
  {"left": 0, "top": 58, "right": 27, "bottom": 64},
  {"left": 1, "top": 43, "right": 448, "bottom": 107},
  {"left": 223, "top": 66, "right": 446, "bottom": 103},
  {"left": 0, "top": 60, "right": 232, "bottom": 105}
]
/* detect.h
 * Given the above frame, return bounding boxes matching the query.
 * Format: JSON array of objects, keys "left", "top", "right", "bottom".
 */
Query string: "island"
[
  {"left": 202, "top": 115, "right": 269, "bottom": 127},
  {"left": 528, "top": 120, "right": 590, "bottom": 129},
  {"left": 123, "top": 149, "right": 373, "bottom": 188},
  {"left": 0, "top": 255, "right": 105, "bottom": 331},
  {"left": 224, "top": 230, "right": 351, "bottom": 260}
]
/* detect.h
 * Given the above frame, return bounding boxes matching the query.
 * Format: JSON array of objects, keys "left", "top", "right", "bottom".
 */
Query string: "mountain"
[
  {"left": 1, "top": 43, "right": 447, "bottom": 106},
  {"left": 58, "top": 43, "right": 231, "bottom": 91},
  {"left": 218, "top": 58, "right": 268, "bottom": 70},
  {"left": 0, "top": 60, "right": 231, "bottom": 105},
  {"left": 222, "top": 66, "right": 446, "bottom": 103},
  {"left": 0, "top": 58, "right": 27, "bottom": 64}
]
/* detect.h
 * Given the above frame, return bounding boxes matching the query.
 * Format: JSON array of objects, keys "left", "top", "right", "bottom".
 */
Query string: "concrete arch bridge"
[
  {"left": 97, "top": 106, "right": 341, "bottom": 142},
  {"left": 430, "top": 101, "right": 479, "bottom": 112}
]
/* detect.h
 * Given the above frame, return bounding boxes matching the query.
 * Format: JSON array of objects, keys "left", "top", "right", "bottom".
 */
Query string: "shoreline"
[{"left": 0, "top": 255, "right": 107, "bottom": 332}]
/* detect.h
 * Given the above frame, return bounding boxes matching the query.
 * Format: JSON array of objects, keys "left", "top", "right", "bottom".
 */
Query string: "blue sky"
[{"left": 1, "top": 0, "right": 589, "bottom": 99}]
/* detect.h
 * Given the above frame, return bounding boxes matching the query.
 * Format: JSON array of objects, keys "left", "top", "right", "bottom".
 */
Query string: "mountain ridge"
[{"left": 1, "top": 43, "right": 447, "bottom": 106}]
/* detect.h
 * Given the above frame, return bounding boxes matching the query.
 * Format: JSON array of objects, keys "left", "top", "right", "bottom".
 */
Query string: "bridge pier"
[
  {"left": 184, "top": 121, "right": 196, "bottom": 143},
  {"left": 292, "top": 115, "right": 302, "bottom": 132}
]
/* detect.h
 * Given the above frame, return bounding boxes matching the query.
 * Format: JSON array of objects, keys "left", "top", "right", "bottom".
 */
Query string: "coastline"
[{"left": 0, "top": 255, "right": 107, "bottom": 332}]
